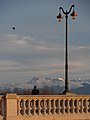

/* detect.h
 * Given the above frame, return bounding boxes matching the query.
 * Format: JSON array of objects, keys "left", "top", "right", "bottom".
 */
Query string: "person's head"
[{"left": 34, "top": 86, "right": 37, "bottom": 89}]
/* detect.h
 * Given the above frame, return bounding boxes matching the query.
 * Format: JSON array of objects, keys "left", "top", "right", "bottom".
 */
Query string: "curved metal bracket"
[
  {"left": 59, "top": 5, "right": 75, "bottom": 15},
  {"left": 67, "top": 5, "right": 75, "bottom": 14}
]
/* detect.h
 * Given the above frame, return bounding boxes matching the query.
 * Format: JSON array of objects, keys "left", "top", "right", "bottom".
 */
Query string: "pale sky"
[{"left": 0, "top": 0, "right": 90, "bottom": 83}]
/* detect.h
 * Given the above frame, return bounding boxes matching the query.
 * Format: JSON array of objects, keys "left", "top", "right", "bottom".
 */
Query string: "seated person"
[{"left": 31, "top": 86, "right": 39, "bottom": 95}]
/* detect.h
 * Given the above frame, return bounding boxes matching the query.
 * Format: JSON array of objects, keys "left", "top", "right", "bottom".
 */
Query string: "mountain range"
[{"left": 0, "top": 77, "right": 90, "bottom": 95}]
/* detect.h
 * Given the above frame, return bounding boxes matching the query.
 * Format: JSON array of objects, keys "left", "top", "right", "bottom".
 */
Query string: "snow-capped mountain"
[
  {"left": 0, "top": 77, "right": 90, "bottom": 94},
  {"left": 26, "top": 77, "right": 90, "bottom": 89},
  {"left": 26, "top": 77, "right": 64, "bottom": 88}
]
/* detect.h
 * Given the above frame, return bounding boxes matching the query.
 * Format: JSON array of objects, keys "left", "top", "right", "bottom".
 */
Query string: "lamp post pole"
[
  {"left": 57, "top": 5, "right": 77, "bottom": 94},
  {"left": 65, "top": 11, "right": 69, "bottom": 93}
]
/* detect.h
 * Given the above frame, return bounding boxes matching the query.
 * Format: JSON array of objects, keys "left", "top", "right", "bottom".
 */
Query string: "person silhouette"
[{"left": 31, "top": 86, "right": 39, "bottom": 95}]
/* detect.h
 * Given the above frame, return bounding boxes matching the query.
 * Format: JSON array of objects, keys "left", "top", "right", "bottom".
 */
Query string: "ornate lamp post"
[{"left": 57, "top": 5, "right": 77, "bottom": 94}]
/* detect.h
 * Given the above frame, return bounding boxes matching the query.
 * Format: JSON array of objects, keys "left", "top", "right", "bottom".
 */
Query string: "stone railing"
[
  {"left": 17, "top": 95, "right": 90, "bottom": 116},
  {"left": 0, "top": 94, "right": 90, "bottom": 120}
]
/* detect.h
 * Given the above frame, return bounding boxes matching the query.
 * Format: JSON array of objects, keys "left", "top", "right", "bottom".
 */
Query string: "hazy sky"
[{"left": 0, "top": 0, "right": 90, "bottom": 83}]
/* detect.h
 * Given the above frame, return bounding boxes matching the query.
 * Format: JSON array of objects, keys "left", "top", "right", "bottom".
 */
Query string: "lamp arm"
[
  {"left": 59, "top": 7, "right": 66, "bottom": 14},
  {"left": 59, "top": 5, "right": 74, "bottom": 15},
  {"left": 67, "top": 5, "right": 75, "bottom": 14}
]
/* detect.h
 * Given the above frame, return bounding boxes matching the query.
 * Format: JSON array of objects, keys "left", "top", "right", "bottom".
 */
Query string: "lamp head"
[
  {"left": 70, "top": 10, "right": 77, "bottom": 20},
  {"left": 57, "top": 13, "right": 63, "bottom": 22}
]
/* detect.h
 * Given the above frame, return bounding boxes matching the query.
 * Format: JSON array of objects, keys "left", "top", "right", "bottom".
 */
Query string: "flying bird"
[{"left": 12, "top": 26, "right": 16, "bottom": 30}]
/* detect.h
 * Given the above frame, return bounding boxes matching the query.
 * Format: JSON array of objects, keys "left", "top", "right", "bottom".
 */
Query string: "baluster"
[
  {"left": 20, "top": 100, "right": 22, "bottom": 115},
  {"left": 56, "top": 99, "right": 60, "bottom": 114},
  {"left": 30, "top": 100, "right": 33, "bottom": 115},
  {"left": 17, "top": 100, "right": 20, "bottom": 115},
  {"left": 30, "top": 99, "right": 34, "bottom": 115},
  {"left": 85, "top": 99, "right": 88, "bottom": 113},
  {"left": 59, "top": 99, "right": 61, "bottom": 114},
  {"left": 20, "top": 99, "right": 24, "bottom": 115},
  {"left": 25, "top": 100, "right": 28, "bottom": 115},
  {"left": 23, "top": 100, "right": 26, "bottom": 115},
  {"left": 41, "top": 99, "right": 43, "bottom": 114},
  {"left": 43, "top": 99, "right": 46, "bottom": 115},
  {"left": 49, "top": 99, "right": 51, "bottom": 115},
  {"left": 53, "top": 99, "right": 56, "bottom": 114},
  {"left": 76, "top": 99, "right": 79, "bottom": 113},
  {"left": 26, "top": 100, "right": 29, "bottom": 115},
  {"left": 72, "top": 99, "right": 74, "bottom": 114},
  {"left": 62, "top": 99, "right": 65, "bottom": 114},
  {"left": 46, "top": 99, "right": 50, "bottom": 115},
  {"left": 51, "top": 99, "right": 54, "bottom": 114},
  {"left": 38, "top": 100, "right": 40, "bottom": 115},
  {"left": 30, "top": 99, "right": 35, "bottom": 115},
  {"left": 67, "top": 100, "right": 69, "bottom": 114},
  {"left": 33, "top": 100, "right": 36, "bottom": 115},
  {"left": 27, "top": 100, "right": 30, "bottom": 115},
  {"left": 81, "top": 99, "right": 83, "bottom": 113},
  {"left": 65, "top": 99, "right": 69, "bottom": 114},
  {"left": 83, "top": 99, "right": 87, "bottom": 113}
]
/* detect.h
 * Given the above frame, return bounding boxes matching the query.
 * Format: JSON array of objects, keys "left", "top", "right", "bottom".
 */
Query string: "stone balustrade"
[
  {"left": 17, "top": 95, "right": 90, "bottom": 116},
  {"left": 0, "top": 94, "right": 90, "bottom": 120}
]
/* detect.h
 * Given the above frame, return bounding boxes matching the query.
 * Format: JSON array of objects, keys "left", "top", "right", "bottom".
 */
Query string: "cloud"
[
  {"left": 0, "top": 60, "right": 19, "bottom": 67},
  {"left": 0, "top": 59, "right": 62, "bottom": 74},
  {"left": 0, "top": 33, "right": 90, "bottom": 82},
  {"left": 69, "top": 62, "right": 84, "bottom": 69},
  {"left": 0, "top": 34, "right": 62, "bottom": 50}
]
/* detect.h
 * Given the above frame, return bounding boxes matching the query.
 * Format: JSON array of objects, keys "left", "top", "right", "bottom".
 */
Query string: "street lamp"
[{"left": 57, "top": 5, "right": 77, "bottom": 94}]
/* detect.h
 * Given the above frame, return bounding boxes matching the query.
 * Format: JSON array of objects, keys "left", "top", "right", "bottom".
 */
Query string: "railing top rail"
[
  {"left": 0, "top": 94, "right": 90, "bottom": 100},
  {"left": 17, "top": 94, "right": 90, "bottom": 100}
]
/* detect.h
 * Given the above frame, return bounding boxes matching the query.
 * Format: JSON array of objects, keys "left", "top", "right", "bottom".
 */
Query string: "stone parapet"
[{"left": 0, "top": 94, "right": 90, "bottom": 120}]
